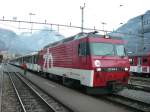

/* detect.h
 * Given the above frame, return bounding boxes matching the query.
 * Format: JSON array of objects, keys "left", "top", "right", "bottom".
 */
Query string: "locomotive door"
[{"left": 78, "top": 42, "right": 87, "bottom": 67}]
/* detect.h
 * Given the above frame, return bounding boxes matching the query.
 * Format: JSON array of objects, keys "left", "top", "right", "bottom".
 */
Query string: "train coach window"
[
  {"left": 129, "top": 58, "right": 134, "bottom": 65},
  {"left": 33, "top": 55, "right": 38, "bottom": 64},
  {"left": 143, "top": 57, "right": 148, "bottom": 64},
  {"left": 138, "top": 57, "right": 142, "bottom": 65},
  {"left": 33, "top": 56, "right": 36, "bottom": 64}
]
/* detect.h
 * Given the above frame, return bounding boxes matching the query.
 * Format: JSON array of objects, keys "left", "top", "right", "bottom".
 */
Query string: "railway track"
[
  {"left": 130, "top": 76, "right": 150, "bottom": 83},
  {"left": 104, "top": 77, "right": 150, "bottom": 112},
  {"left": 100, "top": 94, "right": 150, "bottom": 112},
  {"left": 128, "top": 77, "right": 150, "bottom": 92},
  {"left": 1, "top": 71, "right": 22, "bottom": 112},
  {"left": 2, "top": 71, "right": 71, "bottom": 112},
  {"left": 127, "top": 83, "right": 150, "bottom": 93}
]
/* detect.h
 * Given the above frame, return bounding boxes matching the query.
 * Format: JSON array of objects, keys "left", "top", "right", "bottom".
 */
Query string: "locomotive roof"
[{"left": 44, "top": 31, "right": 122, "bottom": 48}]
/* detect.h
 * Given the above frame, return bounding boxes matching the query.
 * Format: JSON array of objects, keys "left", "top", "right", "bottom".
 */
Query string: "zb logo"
[{"left": 43, "top": 49, "right": 53, "bottom": 69}]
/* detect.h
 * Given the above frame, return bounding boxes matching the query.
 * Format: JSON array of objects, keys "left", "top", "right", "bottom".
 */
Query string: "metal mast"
[{"left": 80, "top": 3, "right": 86, "bottom": 33}]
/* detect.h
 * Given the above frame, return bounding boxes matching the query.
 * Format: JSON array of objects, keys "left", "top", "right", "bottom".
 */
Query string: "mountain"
[
  {"left": 0, "top": 28, "right": 18, "bottom": 51},
  {"left": 0, "top": 40, "right": 6, "bottom": 51},
  {"left": 111, "top": 10, "right": 150, "bottom": 55},
  {"left": 19, "top": 28, "right": 64, "bottom": 53},
  {"left": 0, "top": 27, "right": 65, "bottom": 55}
]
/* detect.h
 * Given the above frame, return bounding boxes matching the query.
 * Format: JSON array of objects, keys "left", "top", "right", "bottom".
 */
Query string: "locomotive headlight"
[
  {"left": 96, "top": 68, "right": 101, "bottom": 72},
  {"left": 129, "top": 59, "right": 132, "bottom": 62},
  {"left": 94, "top": 60, "right": 101, "bottom": 67},
  {"left": 124, "top": 67, "right": 129, "bottom": 71}
]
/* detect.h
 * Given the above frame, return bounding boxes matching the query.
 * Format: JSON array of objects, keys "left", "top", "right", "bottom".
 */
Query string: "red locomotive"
[
  {"left": 10, "top": 32, "right": 130, "bottom": 94},
  {"left": 129, "top": 53, "right": 150, "bottom": 77}
]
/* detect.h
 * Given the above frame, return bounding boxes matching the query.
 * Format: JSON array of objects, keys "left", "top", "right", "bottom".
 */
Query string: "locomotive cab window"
[
  {"left": 116, "top": 45, "right": 126, "bottom": 56},
  {"left": 89, "top": 43, "right": 126, "bottom": 56},
  {"left": 90, "top": 43, "right": 115, "bottom": 56}
]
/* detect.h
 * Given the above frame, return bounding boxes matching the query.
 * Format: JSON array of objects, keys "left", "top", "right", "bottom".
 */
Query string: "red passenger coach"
[
  {"left": 38, "top": 32, "right": 130, "bottom": 94},
  {"left": 130, "top": 53, "right": 150, "bottom": 77}
]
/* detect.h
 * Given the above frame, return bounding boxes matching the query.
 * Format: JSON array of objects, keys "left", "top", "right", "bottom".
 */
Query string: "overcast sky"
[{"left": 0, "top": 0, "right": 149, "bottom": 36}]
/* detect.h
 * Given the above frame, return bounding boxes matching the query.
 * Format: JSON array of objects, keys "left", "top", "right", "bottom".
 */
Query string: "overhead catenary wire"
[{"left": 0, "top": 18, "right": 143, "bottom": 37}]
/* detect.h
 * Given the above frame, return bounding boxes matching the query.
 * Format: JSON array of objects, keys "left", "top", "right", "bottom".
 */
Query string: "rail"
[
  {"left": 16, "top": 71, "right": 72, "bottom": 112},
  {"left": 8, "top": 72, "right": 26, "bottom": 112},
  {"left": 7, "top": 71, "right": 57, "bottom": 112},
  {"left": 101, "top": 94, "right": 150, "bottom": 112}
]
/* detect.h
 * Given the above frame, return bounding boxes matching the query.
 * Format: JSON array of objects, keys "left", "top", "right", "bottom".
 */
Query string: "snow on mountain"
[
  {"left": 0, "top": 27, "right": 65, "bottom": 54},
  {"left": 19, "top": 28, "right": 64, "bottom": 53}
]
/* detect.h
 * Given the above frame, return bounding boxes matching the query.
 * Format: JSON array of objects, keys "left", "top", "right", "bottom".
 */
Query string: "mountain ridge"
[{"left": 0, "top": 27, "right": 64, "bottom": 55}]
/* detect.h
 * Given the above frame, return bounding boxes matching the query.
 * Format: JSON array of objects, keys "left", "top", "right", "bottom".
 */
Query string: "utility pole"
[
  {"left": 80, "top": 3, "right": 86, "bottom": 33},
  {"left": 101, "top": 22, "right": 107, "bottom": 35},
  {"left": 141, "top": 15, "right": 144, "bottom": 55},
  {"left": 29, "top": 13, "right": 36, "bottom": 33}
]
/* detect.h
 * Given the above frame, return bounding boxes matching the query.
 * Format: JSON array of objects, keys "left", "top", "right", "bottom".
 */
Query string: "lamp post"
[
  {"left": 101, "top": 22, "right": 107, "bottom": 35},
  {"left": 119, "top": 4, "right": 124, "bottom": 26},
  {"left": 29, "top": 13, "right": 36, "bottom": 33},
  {"left": 80, "top": 3, "right": 86, "bottom": 33},
  {"left": 29, "top": 13, "right": 36, "bottom": 22},
  {"left": 141, "top": 15, "right": 144, "bottom": 54}
]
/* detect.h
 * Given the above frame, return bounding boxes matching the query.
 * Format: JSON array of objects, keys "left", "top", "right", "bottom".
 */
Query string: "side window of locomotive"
[{"left": 78, "top": 42, "right": 87, "bottom": 56}]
